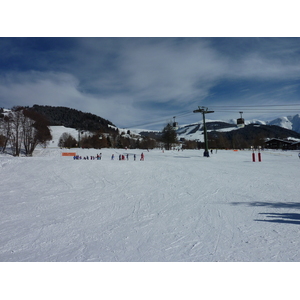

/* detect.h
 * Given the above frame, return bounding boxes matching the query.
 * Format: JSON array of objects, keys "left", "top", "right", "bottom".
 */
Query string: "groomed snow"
[{"left": 1, "top": 146, "right": 300, "bottom": 262}]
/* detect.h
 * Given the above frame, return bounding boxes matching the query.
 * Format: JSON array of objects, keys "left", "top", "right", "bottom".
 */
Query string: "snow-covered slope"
[
  {"left": 48, "top": 126, "right": 79, "bottom": 147},
  {"left": 1, "top": 147, "right": 300, "bottom": 262},
  {"left": 47, "top": 126, "right": 99, "bottom": 147},
  {"left": 245, "top": 119, "right": 267, "bottom": 125},
  {"left": 176, "top": 122, "right": 239, "bottom": 142},
  {"left": 268, "top": 116, "right": 292, "bottom": 130}
]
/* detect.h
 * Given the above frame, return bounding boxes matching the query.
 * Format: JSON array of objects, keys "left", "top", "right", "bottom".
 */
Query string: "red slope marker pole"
[{"left": 251, "top": 146, "right": 255, "bottom": 162}]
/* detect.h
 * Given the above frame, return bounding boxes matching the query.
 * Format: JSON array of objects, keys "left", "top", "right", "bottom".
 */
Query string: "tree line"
[
  {"left": 58, "top": 130, "right": 158, "bottom": 150},
  {"left": 58, "top": 123, "right": 176, "bottom": 150}
]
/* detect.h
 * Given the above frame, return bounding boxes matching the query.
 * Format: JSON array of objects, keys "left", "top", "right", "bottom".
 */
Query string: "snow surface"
[
  {"left": 49, "top": 126, "right": 79, "bottom": 142},
  {"left": 1, "top": 144, "right": 300, "bottom": 262}
]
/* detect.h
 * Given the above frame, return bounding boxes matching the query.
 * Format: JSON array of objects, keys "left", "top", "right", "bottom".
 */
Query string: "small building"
[
  {"left": 291, "top": 141, "right": 300, "bottom": 150},
  {"left": 265, "top": 138, "right": 293, "bottom": 150}
]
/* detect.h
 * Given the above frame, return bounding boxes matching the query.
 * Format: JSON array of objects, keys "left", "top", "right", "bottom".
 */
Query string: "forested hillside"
[{"left": 29, "top": 105, "right": 116, "bottom": 133}]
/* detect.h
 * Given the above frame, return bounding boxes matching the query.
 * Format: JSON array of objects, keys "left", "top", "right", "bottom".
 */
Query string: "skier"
[
  {"left": 140, "top": 153, "right": 144, "bottom": 161},
  {"left": 298, "top": 152, "right": 300, "bottom": 159},
  {"left": 111, "top": 154, "right": 114, "bottom": 160},
  {"left": 134, "top": 154, "right": 136, "bottom": 161}
]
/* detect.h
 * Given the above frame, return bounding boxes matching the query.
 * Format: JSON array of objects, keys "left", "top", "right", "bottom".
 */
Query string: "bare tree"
[
  {"left": 22, "top": 109, "right": 52, "bottom": 156},
  {"left": 0, "top": 107, "right": 52, "bottom": 156},
  {"left": 8, "top": 108, "right": 24, "bottom": 156},
  {"left": 0, "top": 114, "right": 12, "bottom": 152}
]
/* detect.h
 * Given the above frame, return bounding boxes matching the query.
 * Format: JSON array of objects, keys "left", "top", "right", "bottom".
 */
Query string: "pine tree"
[{"left": 161, "top": 123, "right": 177, "bottom": 150}]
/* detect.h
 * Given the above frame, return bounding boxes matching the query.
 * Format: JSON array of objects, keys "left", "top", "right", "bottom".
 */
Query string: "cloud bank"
[{"left": 0, "top": 37, "right": 300, "bottom": 129}]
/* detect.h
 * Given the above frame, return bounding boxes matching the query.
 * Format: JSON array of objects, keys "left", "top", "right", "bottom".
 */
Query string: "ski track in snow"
[{"left": 1, "top": 148, "right": 300, "bottom": 262}]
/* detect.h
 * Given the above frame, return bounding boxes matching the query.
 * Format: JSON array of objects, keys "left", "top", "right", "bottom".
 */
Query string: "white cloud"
[
  {"left": 0, "top": 71, "right": 79, "bottom": 104},
  {"left": 0, "top": 70, "right": 154, "bottom": 127},
  {"left": 118, "top": 40, "right": 227, "bottom": 102},
  {"left": 229, "top": 52, "right": 300, "bottom": 80},
  {"left": 1, "top": 38, "right": 300, "bottom": 129}
]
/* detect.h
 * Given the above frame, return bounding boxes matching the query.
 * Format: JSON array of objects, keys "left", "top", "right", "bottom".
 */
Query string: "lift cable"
[
  {"left": 212, "top": 109, "right": 300, "bottom": 112},
  {"left": 208, "top": 104, "right": 300, "bottom": 108},
  {"left": 123, "top": 104, "right": 300, "bottom": 129}
]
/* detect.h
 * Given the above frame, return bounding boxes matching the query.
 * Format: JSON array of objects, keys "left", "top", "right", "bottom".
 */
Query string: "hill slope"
[{"left": 29, "top": 105, "right": 116, "bottom": 133}]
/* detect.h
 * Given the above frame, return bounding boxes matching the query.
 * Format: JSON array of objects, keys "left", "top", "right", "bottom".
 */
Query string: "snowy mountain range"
[
  {"left": 2, "top": 106, "right": 300, "bottom": 140},
  {"left": 228, "top": 114, "right": 300, "bottom": 130},
  {"left": 31, "top": 112, "right": 300, "bottom": 145},
  {"left": 173, "top": 114, "right": 300, "bottom": 142},
  {"left": 266, "top": 114, "right": 300, "bottom": 133},
  {"left": 226, "top": 114, "right": 300, "bottom": 131}
]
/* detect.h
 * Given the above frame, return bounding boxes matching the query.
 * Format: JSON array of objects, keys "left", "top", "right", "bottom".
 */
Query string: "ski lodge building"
[{"left": 265, "top": 138, "right": 300, "bottom": 150}]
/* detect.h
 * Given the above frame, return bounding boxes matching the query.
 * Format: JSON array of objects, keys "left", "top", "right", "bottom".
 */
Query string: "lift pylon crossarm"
[{"left": 193, "top": 106, "right": 214, "bottom": 114}]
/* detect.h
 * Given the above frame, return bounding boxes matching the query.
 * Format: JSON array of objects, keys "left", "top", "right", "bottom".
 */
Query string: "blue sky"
[{"left": 1, "top": 37, "right": 300, "bottom": 130}]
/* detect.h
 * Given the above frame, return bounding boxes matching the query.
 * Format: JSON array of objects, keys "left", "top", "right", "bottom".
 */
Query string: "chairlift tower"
[{"left": 193, "top": 106, "right": 214, "bottom": 157}]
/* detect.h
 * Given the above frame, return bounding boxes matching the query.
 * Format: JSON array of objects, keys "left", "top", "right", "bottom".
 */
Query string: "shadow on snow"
[
  {"left": 230, "top": 202, "right": 300, "bottom": 225},
  {"left": 231, "top": 201, "right": 300, "bottom": 209},
  {"left": 255, "top": 213, "right": 300, "bottom": 225}
]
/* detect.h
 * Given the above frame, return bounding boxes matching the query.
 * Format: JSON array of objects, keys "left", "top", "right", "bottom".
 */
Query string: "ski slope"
[{"left": 1, "top": 146, "right": 300, "bottom": 262}]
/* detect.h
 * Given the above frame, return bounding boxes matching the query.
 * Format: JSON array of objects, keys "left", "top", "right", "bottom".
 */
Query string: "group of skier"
[
  {"left": 113, "top": 153, "right": 144, "bottom": 161},
  {"left": 73, "top": 152, "right": 145, "bottom": 161},
  {"left": 73, "top": 153, "right": 102, "bottom": 160}
]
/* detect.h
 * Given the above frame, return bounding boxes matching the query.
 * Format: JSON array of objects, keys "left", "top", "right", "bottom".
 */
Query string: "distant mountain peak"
[{"left": 267, "top": 114, "right": 300, "bottom": 132}]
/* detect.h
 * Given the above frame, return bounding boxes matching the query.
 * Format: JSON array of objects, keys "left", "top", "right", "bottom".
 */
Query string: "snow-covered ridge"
[{"left": 267, "top": 114, "right": 300, "bottom": 133}]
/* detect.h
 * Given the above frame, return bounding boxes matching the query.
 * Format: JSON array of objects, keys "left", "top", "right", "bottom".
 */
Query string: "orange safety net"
[{"left": 62, "top": 152, "right": 76, "bottom": 156}]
